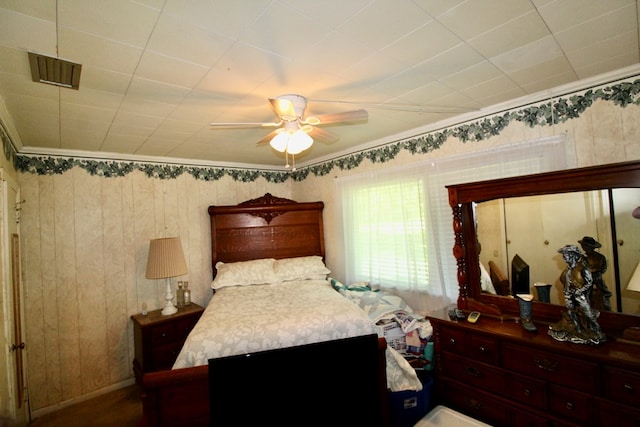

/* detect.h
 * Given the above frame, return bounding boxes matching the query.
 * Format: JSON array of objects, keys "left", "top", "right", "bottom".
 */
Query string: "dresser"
[
  {"left": 428, "top": 308, "right": 640, "bottom": 427},
  {"left": 131, "top": 303, "right": 204, "bottom": 383}
]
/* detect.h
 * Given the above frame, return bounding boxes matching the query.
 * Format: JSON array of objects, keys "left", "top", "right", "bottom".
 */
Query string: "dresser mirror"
[{"left": 447, "top": 160, "right": 640, "bottom": 335}]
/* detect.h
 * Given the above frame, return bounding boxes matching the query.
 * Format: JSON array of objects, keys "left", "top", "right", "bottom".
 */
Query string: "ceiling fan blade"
[
  {"left": 209, "top": 121, "right": 281, "bottom": 129},
  {"left": 310, "top": 98, "right": 476, "bottom": 113},
  {"left": 256, "top": 130, "right": 279, "bottom": 146},
  {"left": 308, "top": 127, "right": 339, "bottom": 143},
  {"left": 269, "top": 98, "right": 298, "bottom": 121},
  {"left": 305, "top": 109, "right": 368, "bottom": 126}
]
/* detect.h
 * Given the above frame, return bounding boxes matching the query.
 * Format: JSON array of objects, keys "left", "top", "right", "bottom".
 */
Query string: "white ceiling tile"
[
  {"left": 60, "top": 87, "right": 122, "bottom": 112},
  {"left": 205, "top": 42, "right": 284, "bottom": 92},
  {"left": 297, "top": 31, "right": 374, "bottom": 77},
  {"left": 509, "top": 55, "right": 575, "bottom": 88},
  {"left": 58, "top": 27, "right": 142, "bottom": 75},
  {"left": 440, "top": 60, "right": 505, "bottom": 91},
  {"left": 553, "top": 3, "right": 637, "bottom": 52},
  {"left": 237, "top": 2, "right": 328, "bottom": 59},
  {"left": 162, "top": 0, "right": 271, "bottom": 41},
  {"left": 60, "top": 122, "right": 110, "bottom": 151},
  {"left": 459, "top": 75, "right": 524, "bottom": 104},
  {"left": 0, "top": 46, "right": 30, "bottom": 75},
  {"left": 519, "top": 70, "right": 577, "bottom": 94},
  {"left": 15, "top": 115, "right": 60, "bottom": 148},
  {"left": 0, "top": 0, "right": 56, "bottom": 21},
  {"left": 535, "top": 0, "right": 635, "bottom": 32},
  {"left": 338, "top": 0, "right": 432, "bottom": 50},
  {"left": 118, "top": 95, "right": 176, "bottom": 118},
  {"left": 280, "top": 0, "right": 371, "bottom": 28},
  {"left": 573, "top": 52, "right": 639, "bottom": 80},
  {"left": 382, "top": 19, "right": 461, "bottom": 67},
  {"left": 0, "top": 8, "right": 57, "bottom": 55},
  {"left": 437, "top": 0, "right": 535, "bottom": 40},
  {"left": 58, "top": 0, "right": 160, "bottom": 47},
  {"left": 411, "top": 0, "right": 466, "bottom": 18},
  {"left": 337, "top": 52, "right": 406, "bottom": 97},
  {"left": 490, "top": 36, "right": 563, "bottom": 74},
  {"left": 111, "top": 110, "right": 163, "bottom": 129},
  {"left": 100, "top": 132, "right": 147, "bottom": 154},
  {"left": 77, "top": 66, "right": 131, "bottom": 95},
  {"left": 135, "top": 51, "right": 209, "bottom": 89},
  {"left": 412, "top": 43, "right": 486, "bottom": 81},
  {"left": 146, "top": 13, "right": 233, "bottom": 67},
  {"left": 397, "top": 81, "right": 463, "bottom": 104},
  {"left": 566, "top": 31, "right": 638, "bottom": 72},
  {"left": 0, "top": 71, "right": 57, "bottom": 100},
  {"left": 467, "top": 11, "right": 550, "bottom": 58}
]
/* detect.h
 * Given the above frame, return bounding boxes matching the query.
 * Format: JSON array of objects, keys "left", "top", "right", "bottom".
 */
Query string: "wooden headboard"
[{"left": 208, "top": 193, "right": 325, "bottom": 277}]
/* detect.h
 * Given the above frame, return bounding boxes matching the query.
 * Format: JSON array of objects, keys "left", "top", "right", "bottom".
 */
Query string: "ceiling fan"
[{"left": 208, "top": 94, "right": 368, "bottom": 165}]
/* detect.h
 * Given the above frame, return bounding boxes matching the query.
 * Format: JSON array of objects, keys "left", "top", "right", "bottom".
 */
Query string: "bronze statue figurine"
[
  {"left": 548, "top": 244, "right": 606, "bottom": 345},
  {"left": 578, "top": 236, "right": 612, "bottom": 311}
]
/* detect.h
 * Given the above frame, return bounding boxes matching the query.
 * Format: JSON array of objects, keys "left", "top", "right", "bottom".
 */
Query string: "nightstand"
[{"left": 131, "top": 303, "right": 204, "bottom": 383}]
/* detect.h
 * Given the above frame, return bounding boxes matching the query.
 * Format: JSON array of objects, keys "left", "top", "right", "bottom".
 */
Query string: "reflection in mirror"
[{"left": 476, "top": 188, "right": 640, "bottom": 316}]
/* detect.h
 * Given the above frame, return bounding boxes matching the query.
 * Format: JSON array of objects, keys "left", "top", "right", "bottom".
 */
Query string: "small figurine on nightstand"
[{"left": 548, "top": 245, "right": 606, "bottom": 345}]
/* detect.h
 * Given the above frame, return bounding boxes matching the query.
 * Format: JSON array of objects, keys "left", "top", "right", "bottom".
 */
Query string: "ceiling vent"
[{"left": 28, "top": 52, "right": 82, "bottom": 90}]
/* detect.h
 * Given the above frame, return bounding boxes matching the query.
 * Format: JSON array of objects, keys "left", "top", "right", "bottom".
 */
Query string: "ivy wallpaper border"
[{"left": 8, "top": 78, "right": 640, "bottom": 183}]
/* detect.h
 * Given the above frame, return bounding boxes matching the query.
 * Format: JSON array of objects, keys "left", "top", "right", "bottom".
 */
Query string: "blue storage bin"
[{"left": 388, "top": 375, "right": 433, "bottom": 427}]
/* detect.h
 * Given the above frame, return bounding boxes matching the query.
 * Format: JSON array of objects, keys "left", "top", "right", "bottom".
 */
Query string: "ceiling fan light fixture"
[
  {"left": 287, "top": 130, "right": 313, "bottom": 155},
  {"left": 269, "top": 131, "right": 290, "bottom": 152}
]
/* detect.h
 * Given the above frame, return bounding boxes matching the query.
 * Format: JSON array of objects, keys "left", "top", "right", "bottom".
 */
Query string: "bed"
[{"left": 137, "top": 193, "right": 391, "bottom": 427}]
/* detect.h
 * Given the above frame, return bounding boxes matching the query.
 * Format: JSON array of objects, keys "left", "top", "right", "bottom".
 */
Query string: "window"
[
  {"left": 336, "top": 135, "right": 571, "bottom": 312},
  {"left": 341, "top": 173, "right": 428, "bottom": 289}
]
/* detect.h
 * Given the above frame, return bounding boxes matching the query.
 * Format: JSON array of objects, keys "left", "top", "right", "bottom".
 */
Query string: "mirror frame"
[{"left": 447, "top": 160, "right": 640, "bottom": 336}]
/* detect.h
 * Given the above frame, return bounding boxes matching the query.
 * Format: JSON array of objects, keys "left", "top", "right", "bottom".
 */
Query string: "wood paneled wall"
[{"left": 19, "top": 170, "right": 289, "bottom": 411}]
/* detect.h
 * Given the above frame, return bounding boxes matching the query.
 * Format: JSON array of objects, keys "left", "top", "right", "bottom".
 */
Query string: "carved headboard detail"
[
  {"left": 208, "top": 194, "right": 325, "bottom": 278},
  {"left": 239, "top": 193, "right": 296, "bottom": 223}
]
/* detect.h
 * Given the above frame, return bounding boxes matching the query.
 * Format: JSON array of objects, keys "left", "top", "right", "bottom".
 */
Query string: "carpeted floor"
[{"left": 28, "top": 384, "right": 142, "bottom": 427}]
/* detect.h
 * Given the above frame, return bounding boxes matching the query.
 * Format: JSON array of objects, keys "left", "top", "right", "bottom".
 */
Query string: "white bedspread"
[{"left": 172, "top": 280, "right": 378, "bottom": 369}]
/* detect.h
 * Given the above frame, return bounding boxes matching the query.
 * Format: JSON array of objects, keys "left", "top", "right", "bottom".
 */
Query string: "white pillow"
[
  {"left": 211, "top": 258, "right": 279, "bottom": 289},
  {"left": 273, "top": 256, "right": 331, "bottom": 282}
]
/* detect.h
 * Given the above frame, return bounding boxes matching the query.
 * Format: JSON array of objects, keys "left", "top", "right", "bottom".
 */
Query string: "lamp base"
[
  {"left": 161, "top": 304, "right": 178, "bottom": 316},
  {"left": 161, "top": 277, "right": 178, "bottom": 316}
]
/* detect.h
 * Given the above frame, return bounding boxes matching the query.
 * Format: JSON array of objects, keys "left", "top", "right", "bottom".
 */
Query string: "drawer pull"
[
  {"left": 534, "top": 358, "right": 558, "bottom": 372},
  {"left": 523, "top": 388, "right": 531, "bottom": 397},
  {"left": 469, "top": 399, "right": 482, "bottom": 410},
  {"left": 624, "top": 384, "right": 634, "bottom": 392},
  {"left": 449, "top": 338, "right": 456, "bottom": 345},
  {"left": 565, "top": 401, "right": 574, "bottom": 411},
  {"left": 478, "top": 346, "right": 486, "bottom": 353},
  {"left": 466, "top": 367, "right": 481, "bottom": 377}
]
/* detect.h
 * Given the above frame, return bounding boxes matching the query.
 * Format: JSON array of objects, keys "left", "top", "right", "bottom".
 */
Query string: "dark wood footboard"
[{"left": 139, "top": 337, "right": 389, "bottom": 427}]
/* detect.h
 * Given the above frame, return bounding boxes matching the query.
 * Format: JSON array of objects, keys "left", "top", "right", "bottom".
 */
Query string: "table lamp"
[{"left": 145, "top": 237, "right": 188, "bottom": 316}]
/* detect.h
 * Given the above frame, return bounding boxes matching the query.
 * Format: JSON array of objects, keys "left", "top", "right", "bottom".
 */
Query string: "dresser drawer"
[
  {"left": 548, "top": 383, "right": 592, "bottom": 424},
  {"left": 151, "top": 322, "right": 180, "bottom": 346},
  {"left": 510, "top": 407, "right": 548, "bottom": 427},
  {"left": 501, "top": 342, "right": 598, "bottom": 393},
  {"left": 595, "top": 397, "right": 640, "bottom": 427},
  {"left": 442, "top": 352, "right": 506, "bottom": 395},
  {"left": 440, "top": 377, "right": 510, "bottom": 427},
  {"left": 439, "top": 325, "right": 499, "bottom": 364},
  {"left": 506, "top": 371, "right": 547, "bottom": 411},
  {"left": 468, "top": 334, "right": 500, "bottom": 365},
  {"left": 603, "top": 366, "right": 640, "bottom": 407},
  {"left": 440, "top": 326, "right": 468, "bottom": 356}
]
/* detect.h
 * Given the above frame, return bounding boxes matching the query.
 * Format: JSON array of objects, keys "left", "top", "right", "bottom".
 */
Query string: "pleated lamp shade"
[{"left": 146, "top": 237, "right": 188, "bottom": 279}]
